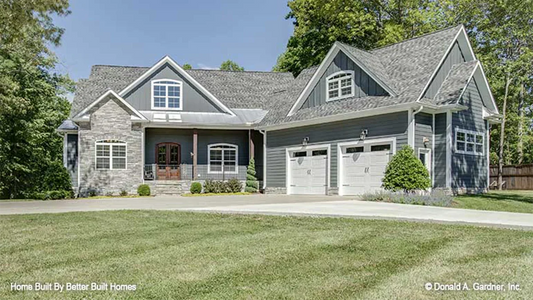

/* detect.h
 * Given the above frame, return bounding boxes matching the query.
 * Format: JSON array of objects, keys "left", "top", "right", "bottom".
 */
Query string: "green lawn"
[
  {"left": 454, "top": 190, "right": 533, "bottom": 214},
  {"left": 1, "top": 211, "right": 532, "bottom": 299}
]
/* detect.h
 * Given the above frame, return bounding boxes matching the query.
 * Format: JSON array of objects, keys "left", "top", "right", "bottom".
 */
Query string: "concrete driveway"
[{"left": 1, "top": 195, "right": 533, "bottom": 230}]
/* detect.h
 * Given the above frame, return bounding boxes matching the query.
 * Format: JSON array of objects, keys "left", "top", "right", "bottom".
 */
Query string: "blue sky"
[{"left": 53, "top": 0, "right": 294, "bottom": 81}]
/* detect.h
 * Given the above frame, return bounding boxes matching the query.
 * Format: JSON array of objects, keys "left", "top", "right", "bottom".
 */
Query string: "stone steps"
[{"left": 147, "top": 180, "right": 192, "bottom": 195}]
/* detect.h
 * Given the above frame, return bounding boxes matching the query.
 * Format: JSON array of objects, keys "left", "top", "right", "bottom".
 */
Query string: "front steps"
[{"left": 147, "top": 180, "right": 192, "bottom": 195}]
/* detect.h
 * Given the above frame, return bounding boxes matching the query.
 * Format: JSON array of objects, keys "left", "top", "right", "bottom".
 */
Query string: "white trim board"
[{"left": 118, "top": 56, "right": 235, "bottom": 116}]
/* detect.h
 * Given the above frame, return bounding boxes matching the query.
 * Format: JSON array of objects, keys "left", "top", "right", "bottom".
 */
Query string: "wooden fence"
[{"left": 490, "top": 164, "right": 533, "bottom": 190}]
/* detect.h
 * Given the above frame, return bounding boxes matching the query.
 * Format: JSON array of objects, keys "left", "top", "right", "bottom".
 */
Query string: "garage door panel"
[{"left": 288, "top": 150, "right": 328, "bottom": 195}]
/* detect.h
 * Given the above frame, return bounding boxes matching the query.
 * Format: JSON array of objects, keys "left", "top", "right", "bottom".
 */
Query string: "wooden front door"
[{"left": 156, "top": 143, "right": 181, "bottom": 180}]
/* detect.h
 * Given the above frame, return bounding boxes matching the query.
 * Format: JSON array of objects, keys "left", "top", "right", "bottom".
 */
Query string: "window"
[
  {"left": 312, "top": 149, "right": 327, "bottom": 156},
  {"left": 151, "top": 79, "right": 182, "bottom": 110},
  {"left": 208, "top": 144, "right": 238, "bottom": 174},
  {"left": 95, "top": 140, "right": 126, "bottom": 170},
  {"left": 346, "top": 146, "right": 363, "bottom": 153},
  {"left": 455, "top": 128, "right": 484, "bottom": 155},
  {"left": 371, "top": 144, "right": 391, "bottom": 152},
  {"left": 293, "top": 151, "right": 307, "bottom": 157},
  {"left": 326, "top": 71, "right": 354, "bottom": 101}
]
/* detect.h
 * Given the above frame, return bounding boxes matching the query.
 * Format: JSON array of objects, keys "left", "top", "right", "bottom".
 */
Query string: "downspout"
[
  {"left": 408, "top": 106, "right": 424, "bottom": 149},
  {"left": 258, "top": 130, "right": 266, "bottom": 191}
]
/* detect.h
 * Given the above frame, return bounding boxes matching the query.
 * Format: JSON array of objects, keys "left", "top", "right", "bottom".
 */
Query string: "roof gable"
[
  {"left": 72, "top": 90, "right": 148, "bottom": 122},
  {"left": 119, "top": 56, "right": 236, "bottom": 116}
]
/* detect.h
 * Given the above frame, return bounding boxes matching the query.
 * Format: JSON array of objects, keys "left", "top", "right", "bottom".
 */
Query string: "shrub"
[
  {"left": 190, "top": 182, "right": 202, "bottom": 194},
  {"left": 31, "top": 190, "right": 73, "bottom": 200},
  {"left": 203, "top": 179, "right": 215, "bottom": 193},
  {"left": 88, "top": 189, "right": 97, "bottom": 197},
  {"left": 382, "top": 146, "right": 431, "bottom": 192},
  {"left": 245, "top": 158, "right": 259, "bottom": 193},
  {"left": 105, "top": 191, "right": 114, "bottom": 197},
  {"left": 137, "top": 184, "right": 151, "bottom": 196},
  {"left": 39, "top": 161, "right": 73, "bottom": 192},
  {"left": 120, "top": 190, "right": 128, "bottom": 197},
  {"left": 227, "top": 178, "right": 242, "bottom": 193},
  {"left": 361, "top": 190, "right": 453, "bottom": 207}
]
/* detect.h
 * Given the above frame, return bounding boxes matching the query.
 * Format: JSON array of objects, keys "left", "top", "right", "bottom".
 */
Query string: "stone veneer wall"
[{"left": 78, "top": 98, "right": 143, "bottom": 196}]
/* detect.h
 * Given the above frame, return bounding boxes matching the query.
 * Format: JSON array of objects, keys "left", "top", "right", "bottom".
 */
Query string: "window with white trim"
[
  {"left": 455, "top": 128, "right": 484, "bottom": 155},
  {"left": 96, "top": 140, "right": 127, "bottom": 170},
  {"left": 326, "top": 71, "right": 354, "bottom": 101},
  {"left": 208, "top": 144, "right": 238, "bottom": 174},
  {"left": 151, "top": 79, "right": 182, "bottom": 110}
]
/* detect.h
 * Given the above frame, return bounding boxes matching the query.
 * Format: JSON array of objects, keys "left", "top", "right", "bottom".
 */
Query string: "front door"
[{"left": 156, "top": 143, "right": 181, "bottom": 180}]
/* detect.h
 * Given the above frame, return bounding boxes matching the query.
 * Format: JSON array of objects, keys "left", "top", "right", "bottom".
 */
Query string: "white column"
[
  {"left": 407, "top": 109, "right": 415, "bottom": 148},
  {"left": 446, "top": 110, "right": 452, "bottom": 188}
]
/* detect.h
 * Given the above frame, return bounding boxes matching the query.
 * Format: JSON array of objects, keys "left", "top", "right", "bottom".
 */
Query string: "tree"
[
  {"left": 182, "top": 63, "right": 192, "bottom": 70},
  {"left": 0, "top": 0, "right": 73, "bottom": 198},
  {"left": 245, "top": 158, "right": 259, "bottom": 193},
  {"left": 274, "top": 0, "right": 453, "bottom": 75},
  {"left": 382, "top": 146, "right": 431, "bottom": 192},
  {"left": 220, "top": 60, "right": 244, "bottom": 71}
]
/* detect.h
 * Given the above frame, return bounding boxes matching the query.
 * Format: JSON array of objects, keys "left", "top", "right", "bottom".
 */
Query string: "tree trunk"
[
  {"left": 498, "top": 73, "right": 511, "bottom": 190},
  {"left": 517, "top": 83, "right": 525, "bottom": 164}
]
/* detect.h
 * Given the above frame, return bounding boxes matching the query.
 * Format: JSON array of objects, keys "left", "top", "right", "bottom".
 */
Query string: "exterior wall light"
[
  {"left": 302, "top": 137, "right": 309, "bottom": 146},
  {"left": 360, "top": 129, "right": 368, "bottom": 140}
]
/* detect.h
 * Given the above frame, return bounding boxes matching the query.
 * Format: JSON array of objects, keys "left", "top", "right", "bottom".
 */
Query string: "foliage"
[
  {"left": 382, "top": 146, "right": 431, "bottom": 192},
  {"left": 137, "top": 184, "right": 151, "bottom": 196},
  {"left": 220, "top": 60, "right": 244, "bottom": 71},
  {"left": 119, "top": 190, "right": 128, "bottom": 197},
  {"left": 182, "top": 192, "right": 252, "bottom": 197},
  {"left": 227, "top": 178, "right": 242, "bottom": 193},
  {"left": 182, "top": 63, "right": 192, "bottom": 70},
  {"left": 245, "top": 158, "right": 259, "bottom": 193},
  {"left": 31, "top": 190, "right": 73, "bottom": 200},
  {"left": 203, "top": 179, "right": 241, "bottom": 194},
  {"left": 0, "top": 0, "right": 73, "bottom": 199},
  {"left": 190, "top": 182, "right": 202, "bottom": 194},
  {"left": 361, "top": 190, "right": 453, "bottom": 207},
  {"left": 274, "top": 0, "right": 452, "bottom": 75},
  {"left": 37, "top": 161, "right": 72, "bottom": 194}
]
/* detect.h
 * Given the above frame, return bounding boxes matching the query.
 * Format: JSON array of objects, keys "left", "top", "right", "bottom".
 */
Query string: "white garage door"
[
  {"left": 340, "top": 143, "right": 392, "bottom": 195},
  {"left": 288, "top": 149, "right": 328, "bottom": 195}
]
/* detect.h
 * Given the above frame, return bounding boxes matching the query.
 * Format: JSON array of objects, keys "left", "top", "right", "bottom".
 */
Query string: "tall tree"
[
  {"left": 182, "top": 63, "right": 192, "bottom": 70},
  {"left": 220, "top": 60, "right": 244, "bottom": 71},
  {"left": 0, "top": 0, "right": 73, "bottom": 198}
]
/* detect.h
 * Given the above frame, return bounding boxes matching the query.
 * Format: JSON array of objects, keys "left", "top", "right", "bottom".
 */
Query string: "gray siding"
[
  {"left": 423, "top": 42, "right": 468, "bottom": 99},
  {"left": 452, "top": 79, "right": 488, "bottom": 190},
  {"left": 144, "top": 128, "right": 255, "bottom": 180},
  {"left": 124, "top": 63, "right": 223, "bottom": 113},
  {"left": 266, "top": 112, "right": 408, "bottom": 188},
  {"left": 434, "top": 113, "right": 447, "bottom": 188},
  {"left": 66, "top": 134, "right": 78, "bottom": 187},
  {"left": 415, "top": 113, "right": 433, "bottom": 152},
  {"left": 301, "top": 51, "right": 388, "bottom": 109}
]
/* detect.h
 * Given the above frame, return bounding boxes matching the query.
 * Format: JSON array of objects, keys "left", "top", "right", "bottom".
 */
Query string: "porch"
[{"left": 143, "top": 128, "right": 263, "bottom": 182}]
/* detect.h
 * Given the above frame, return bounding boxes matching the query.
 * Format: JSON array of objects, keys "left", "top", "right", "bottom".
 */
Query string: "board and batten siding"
[
  {"left": 414, "top": 113, "right": 433, "bottom": 153},
  {"left": 266, "top": 112, "right": 408, "bottom": 189},
  {"left": 433, "top": 113, "right": 447, "bottom": 188},
  {"left": 123, "top": 63, "right": 223, "bottom": 113},
  {"left": 300, "top": 51, "right": 388, "bottom": 110},
  {"left": 66, "top": 134, "right": 78, "bottom": 187},
  {"left": 423, "top": 42, "right": 468, "bottom": 99},
  {"left": 451, "top": 78, "right": 488, "bottom": 190}
]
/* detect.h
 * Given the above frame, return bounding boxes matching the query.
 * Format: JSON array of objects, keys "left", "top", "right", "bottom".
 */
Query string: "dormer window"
[
  {"left": 326, "top": 71, "right": 354, "bottom": 101},
  {"left": 151, "top": 79, "right": 182, "bottom": 110}
]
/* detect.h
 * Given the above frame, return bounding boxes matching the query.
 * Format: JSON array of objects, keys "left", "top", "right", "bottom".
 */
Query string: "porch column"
[
  {"left": 193, "top": 130, "right": 198, "bottom": 179},
  {"left": 249, "top": 130, "right": 254, "bottom": 160}
]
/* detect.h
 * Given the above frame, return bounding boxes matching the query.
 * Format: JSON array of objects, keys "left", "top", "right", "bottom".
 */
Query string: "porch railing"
[{"left": 144, "top": 164, "right": 264, "bottom": 181}]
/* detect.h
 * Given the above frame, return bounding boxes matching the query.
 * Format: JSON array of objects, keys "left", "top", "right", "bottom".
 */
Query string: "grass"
[
  {"left": 182, "top": 192, "right": 253, "bottom": 197},
  {"left": 454, "top": 190, "right": 533, "bottom": 214},
  {"left": 1, "top": 211, "right": 532, "bottom": 299}
]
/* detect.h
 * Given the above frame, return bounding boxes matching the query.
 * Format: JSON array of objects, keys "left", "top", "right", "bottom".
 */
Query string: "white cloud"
[{"left": 197, "top": 63, "right": 219, "bottom": 70}]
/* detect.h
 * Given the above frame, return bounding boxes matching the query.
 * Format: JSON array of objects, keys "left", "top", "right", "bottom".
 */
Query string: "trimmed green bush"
[
  {"left": 227, "top": 178, "right": 242, "bottom": 193},
  {"left": 382, "top": 145, "right": 431, "bottom": 192},
  {"left": 120, "top": 190, "right": 128, "bottom": 197},
  {"left": 203, "top": 179, "right": 215, "bottom": 193},
  {"left": 31, "top": 190, "right": 73, "bottom": 200},
  {"left": 190, "top": 182, "right": 202, "bottom": 194},
  {"left": 137, "top": 184, "right": 151, "bottom": 196},
  {"left": 245, "top": 158, "right": 259, "bottom": 193},
  {"left": 39, "top": 161, "right": 73, "bottom": 192}
]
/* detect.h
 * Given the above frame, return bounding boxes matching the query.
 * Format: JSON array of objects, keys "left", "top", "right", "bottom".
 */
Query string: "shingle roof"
[
  {"left": 433, "top": 61, "right": 478, "bottom": 105},
  {"left": 70, "top": 25, "right": 466, "bottom": 127}
]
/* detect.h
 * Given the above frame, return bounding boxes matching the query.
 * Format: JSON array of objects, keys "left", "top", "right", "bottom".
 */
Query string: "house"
[{"left": 58, "top": 25, "right": 501, "bottom": 196}]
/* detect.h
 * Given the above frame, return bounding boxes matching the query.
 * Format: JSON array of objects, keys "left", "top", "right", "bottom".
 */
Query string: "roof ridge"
[
  {"left": 90, "top": 64, "right": 292, "bottom": 75},
  {"left": 371, "top": 24, "right": 462, "bottom": 52}
]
